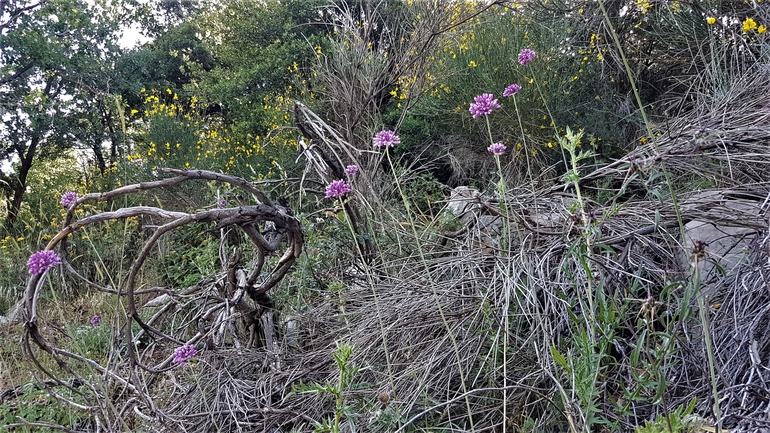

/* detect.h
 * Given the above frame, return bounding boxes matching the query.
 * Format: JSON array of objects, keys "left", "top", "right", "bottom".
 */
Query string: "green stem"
[
  {"left": 529, "top": 63, "right": 568, "bottom": 169},
  {"left": 695, "top": 256, "right": 722, "bottom": 433},
  {"left": 336, "top": 196, "right": 396, "bottom": 396},
  {"left": 384, "top": 147, "right": 476, "bottom": 431},
  {"left": 566, "top": 145, "right": 595, "bottom": 329},
  {"left": 509, "top": 94, "right": 533, "bottom": 182},
  {"left": 492, "top": 153, "right": 512, "bottom": 433},
  {"left": 484, "top": 115, "right": 495, "bottom": 146},
  {"left": 596, "top": 0, "right": 685, "bottom": 242}
]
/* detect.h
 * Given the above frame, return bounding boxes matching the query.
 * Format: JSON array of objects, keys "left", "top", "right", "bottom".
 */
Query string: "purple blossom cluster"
[
  {"left": 91, "top": 315, "right": 101, "bottom": 327},
  {"left": 518, "top": 48, "right": 536, "bottom": 65},
  {"left": 345, "top": 165, "right": 358, "bottom": 176},
  {"left": 27, "top": 250, "right": 62, "bottom": 275},
  {"left": 487, "top": 142, "right": 507, "bottom": 155},
  {"left": 61, "top": 192, "right": 78, "bottom": 208},
  {"left": 173, "top": 343, "right": 197, "bottom": 365},
  {"left": 469, "top": 93, "right": 501, "bottom": 118},
  {"left": 217, "top": 198, "right": 227, "bottom": 208},
  {"left": 503, "top": 83, "right": 522, "bottom": 97},
  {"left": 325, "top": 179, "right": 352, "bottom": 198},
  {"left": 373, "top": 130, "right": 400, "bottom": 148}
]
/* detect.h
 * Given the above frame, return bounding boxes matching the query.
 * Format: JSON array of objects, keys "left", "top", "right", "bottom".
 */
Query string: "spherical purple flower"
[
  {"left": 217, "top": 198, "right": 227, "bottom": 208},
  {"left": 503, "top": 83, "right": 522, "bottom": 97},
  {"left": 373, "top": 130, "right": 400, "bottom": 148},
  {"left": 345, "top": 165, "right": 358, "bottom": 176},
  {"left": 61, "top": 192, "right": 78, "bottom": 208},
  {"left": 518, "top": 49, "right": 536, "bottom": 65},
  {"left": 488, "top": 142, "right": 507, "bottom": 155},
  {"left": 325, "top": 179, "right": 352, "bottom": 198},
  {"left": 173, "top": 343, "right": 197, "bottom": 365},
  {"left": 27, "top": 250, "right": 62, "bottom": 275},
  {"left": 91, "top": 315, "right": 101, "bottom": 327},
  {"left": 469, "top": 93, "right": 501, "bottom": 119}
]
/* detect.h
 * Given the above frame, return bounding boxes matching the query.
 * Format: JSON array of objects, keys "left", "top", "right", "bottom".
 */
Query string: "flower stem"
[
  {"left": 336, "top": 196, "right": 395, "bottom": 395},
  {"left": 384, "top": 147, "right": 476, "bottom": 431}
]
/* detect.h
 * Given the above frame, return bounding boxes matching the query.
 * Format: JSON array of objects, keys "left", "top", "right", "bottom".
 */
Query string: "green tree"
[
  {"left": 192, "top": 0, "right": 330, "bottom": 140},
  {"left": 0, "top": 0, "right": 126, "bottom": 232},
  {"left": 115, "top": 20, "right": 215, "bottom": 108}
]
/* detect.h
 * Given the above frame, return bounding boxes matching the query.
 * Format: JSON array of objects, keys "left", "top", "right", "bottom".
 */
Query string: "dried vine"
[{"left": 20, "top": 168, "right": 303, "bottom": 431}]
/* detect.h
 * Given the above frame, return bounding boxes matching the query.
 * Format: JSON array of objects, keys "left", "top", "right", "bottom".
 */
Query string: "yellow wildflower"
[
  {"left": 743, "top": 17, "right": 757, "bottom": 33},
  {"left": 759, "top": 25, "right": 767, "bottom": 34},
  {"left": 706, "top": 17, "right": 716, "bottom": 25}
]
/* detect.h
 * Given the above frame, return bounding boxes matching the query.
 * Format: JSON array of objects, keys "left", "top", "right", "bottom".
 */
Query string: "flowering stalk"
[
  {"left": 520, "top": 49, "right": 568, "bottom": 170},
  {"left": 473, "top": 97, "right": 515, "bottom": 433},
  {"left": 488, "top": 139, "right": 514, "bottom": 433},
  {"left": 375, "top": 129, "right": 475, "bottom": 429},
  {"left": 503, "top": 84, "right": 533, "bottom": 181},
  {"left": 325, "top": 174, "right": 395, "bottom": 393},
  {"left": 558, "top": 127, "right": 598, "bottom": 334},
  {"left": 473, "top": 94, "right": 512, "bottom": 245},
  {"left": 693, "top": 250, "right": 722, "bottom": 433}
]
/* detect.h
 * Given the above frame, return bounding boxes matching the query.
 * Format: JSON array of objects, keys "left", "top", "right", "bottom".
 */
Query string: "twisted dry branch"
[{"left": 21, "top": 168, "right": 303, "bottom": 430}]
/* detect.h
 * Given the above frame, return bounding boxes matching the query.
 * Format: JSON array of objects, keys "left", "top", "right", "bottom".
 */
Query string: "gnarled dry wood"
[{"left": 21, "top": 169, "right": 303, "bottom": 429}]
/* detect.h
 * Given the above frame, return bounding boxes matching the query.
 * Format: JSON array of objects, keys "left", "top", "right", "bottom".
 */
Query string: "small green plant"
[
  {"left": 156, "top": 226, "right": 220, "bottom": 287},
  {"left": 559, "top": 126, "right": 597, "bottom": 322},
  {"left": 69, "top": 321, "right": 111, "bottom": 363},
  {"left": 634, "top": 398, "right": 697, "bottom": 433},
  {"left": 0, "top": 383, "right": 89, "bottom": 431},
  {"left": 294, "top": 342, "right": 361, "bottom": 433}
]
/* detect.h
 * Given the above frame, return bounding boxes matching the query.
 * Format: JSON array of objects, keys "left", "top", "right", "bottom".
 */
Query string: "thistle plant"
[{"left": 558, "top": 127, "right": 597, "bottom": 324}]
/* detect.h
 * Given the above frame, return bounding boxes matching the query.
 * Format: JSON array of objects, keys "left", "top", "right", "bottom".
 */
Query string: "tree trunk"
[{"left": 3, "top": 134, "right": 40, "bottom": 234}]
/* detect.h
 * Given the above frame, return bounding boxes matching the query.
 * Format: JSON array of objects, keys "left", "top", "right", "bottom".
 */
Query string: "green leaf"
[{"left": 550, "top": 346, "right": 569, "bottom": 369}]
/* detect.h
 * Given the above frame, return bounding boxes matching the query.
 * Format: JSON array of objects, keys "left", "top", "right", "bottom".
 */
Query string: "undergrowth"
[{"left": 2, "top": 1, "right": 770, "bottom": 433}]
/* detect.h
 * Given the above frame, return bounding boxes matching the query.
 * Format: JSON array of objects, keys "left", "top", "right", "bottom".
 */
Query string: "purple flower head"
[
  {"left": 217, "top": 198, "right": 227, "bottom": 208},
  {"left": 488, "top": 142, "right": 507, "bottom": 155},
  {"left": 503, "top": 83, "right": 522, "bottom": 97},
  {"left": 373, "top": 130, "right": 400, "bottom": 148},
  {"left": 61, "top": 192, "right": 78, "bottom": 208},
  {"left": 469, "top": 93, "right": 501, "bottom": 119},
  {"left": 325, "top": 179, "right": 352, "bottom": 199},
  {"left": 345, "top": 165, "right": 358, "bottom": 176},
  {"left": 91, "top": 315, "right": 101, "bottom": 327},
  {"left": 518, "top": 49, "right": 536, "bottom": 66},
  {"left": 27, "top": 250, "right": 62, "bottom": 275},
  {"left": 173, "top": 343, "right": 197, "bottom": 365}
]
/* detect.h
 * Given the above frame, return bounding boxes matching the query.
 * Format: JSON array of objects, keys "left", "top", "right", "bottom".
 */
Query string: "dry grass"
[{"left": 5, "top": 45, "right": 770, "bottom": 433}]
